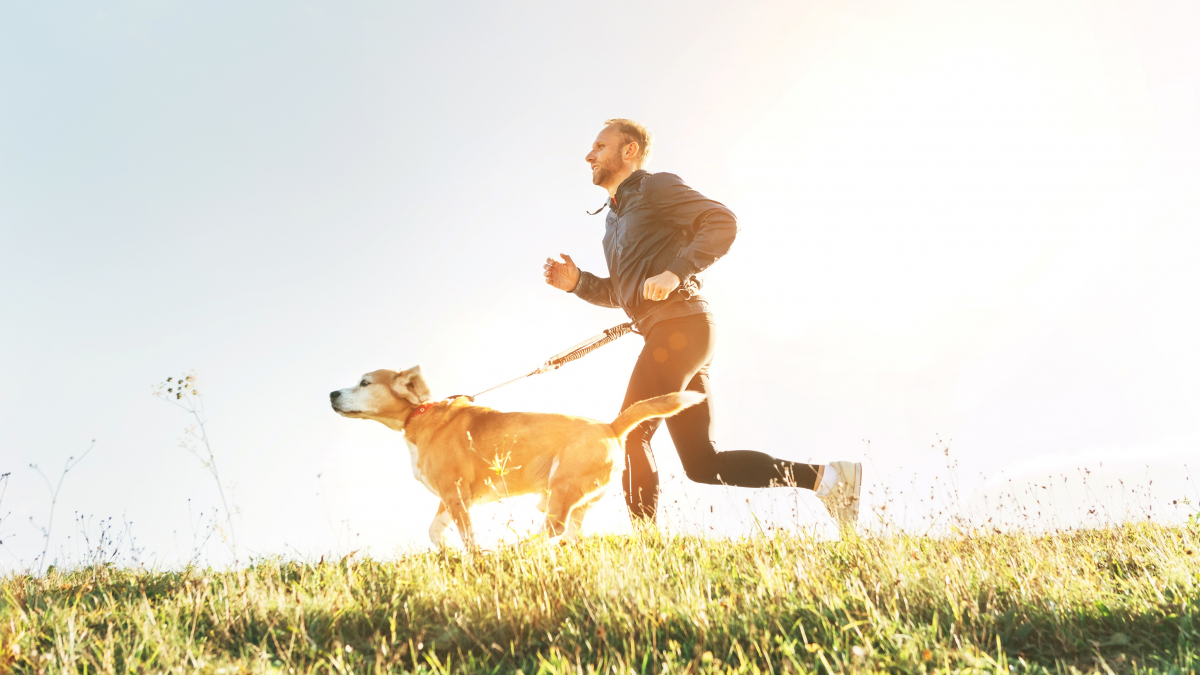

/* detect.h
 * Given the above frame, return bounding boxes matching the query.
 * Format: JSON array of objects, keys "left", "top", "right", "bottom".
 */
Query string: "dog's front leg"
[
  {"left": 428, "top": 502, "right": 453, "bottom": 547},
  {"left": 437, "top": 479, "right": 477, "bottom": 549},
  {"left": 445, "top": 498, "right": 476, "bottom": 549}
]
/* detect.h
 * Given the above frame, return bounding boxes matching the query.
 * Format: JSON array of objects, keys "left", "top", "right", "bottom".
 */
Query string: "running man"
[{"left": 543, "top": 119, "right": 862, "bottom": 528}]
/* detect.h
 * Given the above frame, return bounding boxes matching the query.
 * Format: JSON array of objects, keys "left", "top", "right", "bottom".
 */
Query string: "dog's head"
[{"left": 329, "top": 366, "right": 431, "bottom": 430}]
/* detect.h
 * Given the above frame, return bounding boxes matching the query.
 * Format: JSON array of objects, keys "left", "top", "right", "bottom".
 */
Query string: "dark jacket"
[{"left": 572, "top": 170, "right": 738, "bottom": 332}]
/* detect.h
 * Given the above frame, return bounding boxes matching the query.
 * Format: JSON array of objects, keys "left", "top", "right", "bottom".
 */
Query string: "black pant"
[{"left": 621, "top": 313, "right": 820, "bottom": 521}]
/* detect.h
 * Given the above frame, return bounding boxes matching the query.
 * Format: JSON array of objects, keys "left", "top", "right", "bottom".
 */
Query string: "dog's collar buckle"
[{"left": 406, "top": 402, "right": 435, "bottom": 425}]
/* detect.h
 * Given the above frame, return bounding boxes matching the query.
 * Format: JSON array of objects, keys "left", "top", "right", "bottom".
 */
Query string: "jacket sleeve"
[
  {"left": 571, "top": 270, "right": 621, "bottom": 308},
  {"left": 647, "top": 173, "right": 739, "bottom": 283}
]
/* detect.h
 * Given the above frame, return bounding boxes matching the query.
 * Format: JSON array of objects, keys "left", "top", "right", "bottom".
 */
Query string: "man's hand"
[
  {"left": 643, "top": 270, "right": 680, "bottom": 302},
  {"left": 543, "top": 254, "right": 581, "bottom": 292}
]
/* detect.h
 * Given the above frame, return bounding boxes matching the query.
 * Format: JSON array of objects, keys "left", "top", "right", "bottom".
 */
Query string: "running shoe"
[{"left": 818, "top": 461, "right": 862, "bottom": 529}]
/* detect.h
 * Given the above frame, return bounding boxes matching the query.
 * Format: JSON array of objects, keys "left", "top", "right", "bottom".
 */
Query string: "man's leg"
[
  {"left": 621, "top": 313, "right": 717, "bottom": 520},
  {"left": 665, "top": 366, "right": 820, "bottom": 489},
  {"left": 659, "top": 314, "right": 863, "bottom": 528},
  {"left": 620, "top": 340, "right": 673, "bottom": 521},
  {"left": 645, "top": 313, "right": 822, "bottom": 490},
  {"left": 621, "top": 313, "right": 827, "bottom": 521}
]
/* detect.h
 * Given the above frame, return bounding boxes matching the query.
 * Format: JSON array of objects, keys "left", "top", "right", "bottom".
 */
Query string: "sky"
[{"left": 2, "top": 1, "right": 1198, "bottom": 568}]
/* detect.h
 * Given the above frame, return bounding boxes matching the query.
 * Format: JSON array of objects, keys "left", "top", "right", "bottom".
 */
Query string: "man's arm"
[
  {"left": 544, "top": 254, "right": 621, "bottom": 308},
  {"left": 572, "top": 270, "right": 621, "bottom": 308},
  {"left": 647, "top": 173, "right": 739, "bottom": 284}
]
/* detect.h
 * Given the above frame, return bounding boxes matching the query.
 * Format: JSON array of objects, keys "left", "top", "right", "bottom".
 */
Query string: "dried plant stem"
[
  {"left": 187, "top": 403, "right": 235, "bottom": 554},
  {"left": 28, "top": 440, "right": 96, "bottom": 572},
  {"left": 155, "top": 374, "right": 238, "bottom": 559}
]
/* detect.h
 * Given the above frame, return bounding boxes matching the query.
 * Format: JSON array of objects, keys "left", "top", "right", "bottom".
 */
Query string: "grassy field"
[{"left": 1, "top": 523, "right": 1197, "bottom": 674}]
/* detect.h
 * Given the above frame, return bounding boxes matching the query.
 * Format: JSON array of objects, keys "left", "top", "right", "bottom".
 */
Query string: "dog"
[{"left": 329, "top": 366, "right": 703, "bottom": 547}]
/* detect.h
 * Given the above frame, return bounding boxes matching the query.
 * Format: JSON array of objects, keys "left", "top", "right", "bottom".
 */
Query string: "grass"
[{"left": 1, "top": 523, "right": 1197, "bottom": 673}]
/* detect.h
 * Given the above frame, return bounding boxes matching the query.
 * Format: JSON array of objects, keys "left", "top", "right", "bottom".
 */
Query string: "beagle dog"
[{"left": 330, "top": 366, "right": 702, "bottom": 547}]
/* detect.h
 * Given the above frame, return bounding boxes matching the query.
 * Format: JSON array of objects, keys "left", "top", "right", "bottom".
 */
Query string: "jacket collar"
[{"left": 611, "top": 169, "right": 648, "bottom": 207}]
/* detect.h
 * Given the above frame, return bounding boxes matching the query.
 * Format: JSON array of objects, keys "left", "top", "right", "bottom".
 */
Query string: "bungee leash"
[{"left": 452, "top": 321, "right": 635, "bottom": 401}]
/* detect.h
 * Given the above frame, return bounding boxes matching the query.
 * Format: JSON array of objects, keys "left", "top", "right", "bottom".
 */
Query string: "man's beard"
[{"left": 591, "top": 155, "right": 623, "bottom": 187}]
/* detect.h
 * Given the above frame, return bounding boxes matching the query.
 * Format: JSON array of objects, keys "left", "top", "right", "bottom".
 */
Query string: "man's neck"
[{"left": 605, "top": 166, "right": 640, "bottom": 198}]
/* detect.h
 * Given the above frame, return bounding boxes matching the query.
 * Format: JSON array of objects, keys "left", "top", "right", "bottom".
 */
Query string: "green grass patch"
[{"left": 2, "top": 523, "right": 1198, "bottom": 673}]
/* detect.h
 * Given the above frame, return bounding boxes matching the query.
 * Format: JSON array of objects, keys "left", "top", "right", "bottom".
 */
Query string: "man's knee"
[{"left": 682, "top": 461, "right": 722, "bottom": 485}]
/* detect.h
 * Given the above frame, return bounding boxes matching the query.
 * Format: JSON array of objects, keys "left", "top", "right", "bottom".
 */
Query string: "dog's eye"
[{"left": 359, "top": 379, "right": 369, "bottom": 387}]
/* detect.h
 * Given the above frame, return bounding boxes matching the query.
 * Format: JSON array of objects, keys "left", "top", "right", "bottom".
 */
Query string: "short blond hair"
[{"left": 604, "top": 118, "right": 652, "bottom": 166}]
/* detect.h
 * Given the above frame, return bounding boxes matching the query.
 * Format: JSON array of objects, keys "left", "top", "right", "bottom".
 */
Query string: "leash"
[
  {"left": 452, "top": 321, "right": 634, "bottom": 401},
  {"left": 442, "top": 199, "right": 618, "bottom": 400}
]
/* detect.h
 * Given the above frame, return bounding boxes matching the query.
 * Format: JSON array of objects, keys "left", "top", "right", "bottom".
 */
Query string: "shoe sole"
[
  {"left": 848, "top": 462, "right": 862, "bottom": 526},
  {"left": 831, "top": 461, "right": 863, "bottom": 528},
  {"left": 851, "top": 462, "right": 862, "bottom": 504}
]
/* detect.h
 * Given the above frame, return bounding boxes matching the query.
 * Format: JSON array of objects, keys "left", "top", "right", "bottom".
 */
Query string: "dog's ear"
[{"left": 391, "top": 365, "right": 431, "bottom": 405}]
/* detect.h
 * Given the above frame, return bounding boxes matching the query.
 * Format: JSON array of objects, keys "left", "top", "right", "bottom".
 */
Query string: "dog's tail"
[{"left": 609, "top": 391, "right": 706, "bottom": 441}]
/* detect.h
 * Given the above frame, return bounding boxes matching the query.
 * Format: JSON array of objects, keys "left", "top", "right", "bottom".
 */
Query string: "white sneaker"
[{"left": 817, "top": 461, "right": 862, "bottom": 529}]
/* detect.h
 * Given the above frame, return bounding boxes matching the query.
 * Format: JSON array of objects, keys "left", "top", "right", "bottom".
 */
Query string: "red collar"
[{"left": 405, "top": 402, "right": 435, "bottom": 426}]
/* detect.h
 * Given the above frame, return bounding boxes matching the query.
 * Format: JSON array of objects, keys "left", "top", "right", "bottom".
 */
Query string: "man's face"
[{"left": 585, "top": 125, "right": 636, "bottom": 189}]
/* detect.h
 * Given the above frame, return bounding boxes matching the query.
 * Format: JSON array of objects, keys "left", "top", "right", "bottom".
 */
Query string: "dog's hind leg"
[
  {"left": 525, "top": 491, "right": 559, "bottom": 546},
  {"left": 428, "top": 503, "right": 453, "bottom": 547},
  {"left": 562, "top": 494, "right": 600, "bottom": 543},
  {"left": 543, "top": 484, "right": 586, "bottom": 539}
]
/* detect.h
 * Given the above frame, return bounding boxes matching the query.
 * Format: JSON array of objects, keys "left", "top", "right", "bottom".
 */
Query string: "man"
[{"left": 543, "top": 119, "right": 862, "bottom": 528}]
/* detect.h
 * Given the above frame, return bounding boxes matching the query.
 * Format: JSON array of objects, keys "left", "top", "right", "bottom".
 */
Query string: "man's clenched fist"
[
  {"left": 643, "top": 270, "right": 680, "bottom": 302},
  {"left": 543, "top": 253, "right": 581, "bottom": 292}
]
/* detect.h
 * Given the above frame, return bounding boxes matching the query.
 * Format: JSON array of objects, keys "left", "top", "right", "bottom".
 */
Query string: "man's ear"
[{"left": 391, "top": 365, "right": 431, "bottom": 405}]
